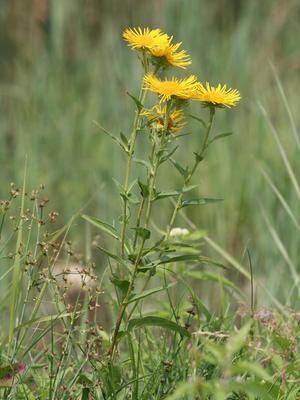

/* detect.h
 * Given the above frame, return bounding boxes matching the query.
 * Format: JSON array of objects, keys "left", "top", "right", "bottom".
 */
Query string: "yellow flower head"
[
  {"left": 144, "top": 73, "right": 199, "bottom": 102},
  {"left": 122, "top": 27, "right": 169, "bottom": 51},
  {"left": 150, "top": 41, "right": 192, "bottom": 69},
  {"left": 143, "top": 105, "right": 186, "bottom": 134},
  {"left": 194, "top": 82, "right": 241, "bottom": 108}
]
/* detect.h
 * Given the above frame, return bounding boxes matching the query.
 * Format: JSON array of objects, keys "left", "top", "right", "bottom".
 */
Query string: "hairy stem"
[
  {"left": 120, "top": 51, "right": 149, "bottom": 257},
  {"left": 109, "top": 105, "right": 171, "bottom": 360},
  {"left": 133, "top": 139, "right": 156, "bottom": 250},
  {"left": 166, "top": 107, "right": 215, "bottom": 237}
]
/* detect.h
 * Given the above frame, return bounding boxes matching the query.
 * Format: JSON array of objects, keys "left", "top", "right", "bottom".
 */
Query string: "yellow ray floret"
[
  {"left": 143, "top": 105, "right": 186, "bottom": 133},
  {"left": 150, "top": 41, "right": 192, "bottom": 69},
  {"left": 194, "top": 82, "right": 241, "bottom": 108},
  {"left": 123, "top": 27, "right": 169, "bottom": 51},
  {"left": 144, "top": 73, "right": 199, "bottom": 102}
]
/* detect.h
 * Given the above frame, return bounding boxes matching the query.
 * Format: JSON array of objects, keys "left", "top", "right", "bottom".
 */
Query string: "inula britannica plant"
[
  {"left": 84, "top": 25, "right": 240, "bottom": 367},
  {"left": 3, "top": 21, "right": 300, "bottom": 399}
]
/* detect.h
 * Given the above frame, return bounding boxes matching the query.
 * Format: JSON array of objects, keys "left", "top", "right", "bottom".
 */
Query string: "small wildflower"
[
  {"left": 170, "top": 227, "right": 190, "bottom": 237},
  {"left": 193, "top": 82, "right": 241, "bottom": 108},
  {"left": 143, "top": 105, "right": 186, "bottom": 134},
  {"left": 144, "top": 73, "right": 199, "bottom": 102}
]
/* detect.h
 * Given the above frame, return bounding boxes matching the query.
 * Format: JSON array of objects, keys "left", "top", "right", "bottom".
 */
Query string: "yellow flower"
[
  {"left": 143, "top": 105, "right": 186, "bottom": 134},
  {"left": 150, "top": 41, "right": 192, "bottom": 69},
  {"left": 144, "top": 73, "right": 199, "bottom": 102},
  {"left": 194, "top": 82, "right": 241, "bottom": 108},
  {"left": 122, "top": 27, "right": 169, "bottom": 51}
]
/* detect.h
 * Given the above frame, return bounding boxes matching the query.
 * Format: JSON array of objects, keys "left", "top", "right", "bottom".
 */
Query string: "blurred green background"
[{"left": 0, "top": 0, "right": 299, "bottom": 304}]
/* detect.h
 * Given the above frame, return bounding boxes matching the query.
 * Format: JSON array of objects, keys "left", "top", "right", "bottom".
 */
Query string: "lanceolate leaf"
[
  {"left": 188, "top": 114, "right": 207, "bottom": 128},
  {"left": 170, "top": 158, "right": 189, "bottom": 179},
  {"left": 127, "top": 91, "right": 144, "bottom": 112},
  {"left": 119, "top": 131, "right": 129, "bottom": 150},
  {"left": 154, "top": 191, "right": 180, "bottom": 201},
  {"left": 210, "top": 132, "right": 233, "bottom": 144},
  {"left": 93, "top": 121, "right": 128, "bottom": 153},
  {"left": 159, "top": 146, "right": 179, "bottom": 164},
  {"left": 82, "top": 215, "right": 119, "bottom": 240},
  {"left": 155, "top": 254, "right": 225, "bottom": 268},
  {"left": 180, "top": 198, "right": 223, "bottom": 208},
  {"left": 97, "top": 246, "right": 132, "bottom": 270},
  {"left": 154, "top": 185, "right": 198, "bottom": 201},
  {"left": 125, "top": 283, "right": 176, "bottom": 304},
  {"left": 158, "top": 254, "right": 203, "bottom": 265},
  {"left": 128, "top": 316, "right": 191, "bottom": 338},
  {"left": 138, "top": 179, "right": 149, "bottom": 198}
]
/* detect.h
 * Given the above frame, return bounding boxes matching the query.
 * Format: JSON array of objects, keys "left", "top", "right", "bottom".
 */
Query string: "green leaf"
[
  {"left": 170, "top": 158, "right": 189, "bottom": 179},
  {"left": 82, "top": 214, "right": 119, "bottom": 240},
  {"left": 110, "top": 275, "right": 130, "bottom": 298},
  {"left": 193, "top": 152, "right": 203, "bottom": 163},
  {"left": 158, "top": 254, "right": 203, "bottom": 265},
  {"left": 123, "top": 192, "right": 139, "bottom": 204},
  {"left": 188, "top": 114, "right": 207, "bottom": 128},
  {"left": 182, "top": 184, "right": 199, "bottom": 193},
  {"left": 183, "top": 230, "right": 206, "bottom": 241},
  {"left": 180, "top": 198, "right": 223, "bottom": 208},
  {"left": 138, "top": 179, "right": 149, "bottom": 198},
  {"left": 119, "top": 131, "right": 129, "bottom": 150},
  {"left": 93, "top": 121, "right": 128, "bottom": 153},
  {"left": 133, "top": 158, "right": 150, "bottom": 171},
  {"left": 127, "top": 91, "right": 144, "bottom": 112},
  {"left": 154, "top": 191, "right": 180, "bottom": 201},
  {"left": 132, "top": 227, "right": 151, "bottom": 240},
  {"left": 154, "top": 185, "right": 198, "bottom": 201},
  {"left": 125, "top": 282, "right": 176, "bottom": 304},
  {"left": 159, "top": 146, "right": 178, "bottom": 164},
  {"left": 97, "top": 246, "right": 132, "bottom": 270},
  {"left": 128, "top": 316, "right": 191, "bottom": 337},
  {"left": 210, "top": 132, "right": 233, "bottom": 143},
  {"left": 198, "top": 255, "right": 226, "bottom": 268}
]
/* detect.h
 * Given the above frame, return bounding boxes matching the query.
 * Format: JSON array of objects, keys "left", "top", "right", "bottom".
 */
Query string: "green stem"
[
  {"left": 9, "top": 160, "right": 27, "bottom": 349},
  {"left": 166, "top": 107, "right": 215, "bottom": 238},
  {"left": 133, "top": 139, "right": 156, "bottom": 250},
  {"left": 133, "top": 198, "right": 145, "bottom": 249},
  {"left": 109, "top": 104, "right": 171, "bottom": 360},
  {"left": 108, "top": 237, "right": 146, "bottom": 360},
  {"left": 120, "top": 51, "right": 149, "bottom": 257}
]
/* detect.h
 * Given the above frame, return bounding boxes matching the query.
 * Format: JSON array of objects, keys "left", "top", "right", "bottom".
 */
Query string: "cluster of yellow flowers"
[
  {"left": 123, "top": 27, "right": 241, "bottom": 133},
  {"left": 123, "top": 27, "right": 191, "bottom": 69}
]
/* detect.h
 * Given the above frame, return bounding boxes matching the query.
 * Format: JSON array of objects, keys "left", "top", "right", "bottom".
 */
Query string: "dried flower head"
[{"left": 143, "top": 105, "right": 186, "bottom": 133}]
